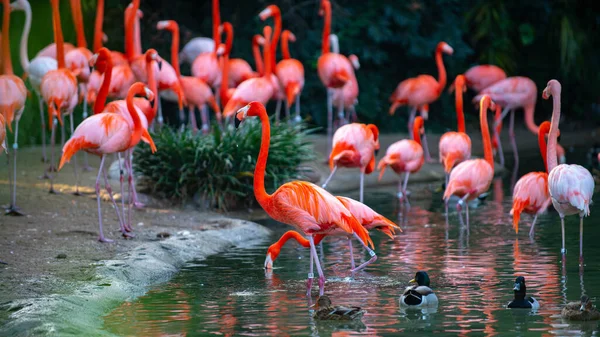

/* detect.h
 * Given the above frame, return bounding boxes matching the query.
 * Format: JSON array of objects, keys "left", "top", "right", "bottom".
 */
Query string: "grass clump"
[{"left": 133, "top": 120, "right": 316, "bottom": 210}]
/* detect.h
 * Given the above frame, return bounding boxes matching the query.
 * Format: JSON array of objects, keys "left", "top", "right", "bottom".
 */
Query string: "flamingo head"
[
  {"left": 156, "top": 20, "right": 174, "bottom": 31},
  {"left": 437, "top": 41, "right": 454, "bottom": 55},
  {"left": 143, "top": 86, "right": 155, "bottom": 103},
  {"left": 9, "top": 0, "right": 29, "bottom": 12},
  {"left": 285, "top": 30, "right": 297, "bottom": 43},
  {"left": 216, "top": 44, "right": 226, "bottom": 56},
  {"left": 102, "top": 33, "right": 109, "bottom": 43},
  {"left": 542, "top": 79, "right": 561, "bottom": 100},
  {"left": 89, "top": 48, "right": 112, "bottom": 74},
  {"left": 259, "top": 5, "right": 279, "bottom": 21},
  {"left": 349, "top": 55, "right": 360, "bottom": 70}
]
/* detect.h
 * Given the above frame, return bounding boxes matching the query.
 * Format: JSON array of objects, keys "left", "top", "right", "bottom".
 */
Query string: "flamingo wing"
[
  {"left": 549, "top": 164, "right": 595, "bottom": 216},
  {"left": 336, "top": 196, "right": 400, "bottom": 237}
]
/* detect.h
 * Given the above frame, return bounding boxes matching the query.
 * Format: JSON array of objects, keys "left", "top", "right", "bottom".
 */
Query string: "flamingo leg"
[
  {"left": 560, "top": 215, "right": 566, "bottom": 255},
  {"left": 529, "top": 215, "right": 538, "bottom": 238},
  {"left": 294, "top": 95, "right": 301, "bottom": 123},
  {"left": 37, "top": 93, "right": 48, "bottom": 163},
  {"left": 116, "top": 153, "right": 132, "bottom": 236},
  {"left": 187, "top": 105, "right": 198, "bottom": 135},
  {"left": 347, "top": 237, "right": 355, "bottom": 270},
  {"left": 337, "top": 93, "right": 346, "bottom": 126},
  {"left": 321, "top": 165, "right": 337, "bottom": 190},
  {"left": 81, "top": 89, "right": 93, "bottom": 171},
  {"left": 6, "top": 117, "right": 24, "bottom": 215},
  {"left": 494, "top": 119, "right": 505, "bottom": 167},
  {"left": 456, "top": 193, "right": 470, "bottom": 226},
  {"left": 69, "top": 110, "right": 81, "bottom": 196},
  {"left": 157, "top": 98, "right": 164, "bottom": 129},
  {"left": 60, "top": 116, "right": 66, "bottom": 148},
  {"left": 307, "top": 239, "right": 315, "bottom": 296},
  {"left": 399, "top": 172, "right": 411, "bottom": 208},
  {"left": 509, "top": 109, "right": 519, "bottom": 166},
  {"left": 200, "top": 105, "right": 210, "bottom": 134},
  {"left": 48, "top": 118, "right": 58, "bottom": 194},
  {"left": 579, "top": 214, "right": 584, "bottom": 265},
  {"left": 351, "top": 232, "right": 377, "bottom": 273},
  {"left": 495, "top": 107, "right": 510, "bottom": 165},
  {"left": 359, "top": 171, "right": 364, "bottom": 203},
  {"left": 101, "top": 159, "right": 126, "bottom": 236},
  {"left": 407, "top": 106, "right": 417, "bottom": 139},
  {"left": 308, "top": 235, "right": 326, "bottom": 296},
  {"left": 96, "top": 156, "right": 113, "bottom": 243},
  {"left": 318, "top": 239, "right": 325, "bottom": 263},
  {"left": 275, "top": 99, "right": 282, "bottom": 124},
  {"left": 284, "top": 99, "right": 291, "bottom": 124},
  {"left": 327, "top": 88, "right": 333, "bottom": 154},
  {"left": 127, "top": 151, "right": 144, "bottom": 209}
]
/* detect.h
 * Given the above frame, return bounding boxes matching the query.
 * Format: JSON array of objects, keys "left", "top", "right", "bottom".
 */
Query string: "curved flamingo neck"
[
  {"left": 220, "top": 53, "right": 229, "bottom": 102},
  {"left": 93, "top": 0, "right": 104, "bottom": 52},
  {"left": 17, "top": 0, "right": 32, "bottom": 72},
  {"left": 547, "top": 87, "right": 561, "bottom": 172},
  {"left": 277, "top": 231, "right": 310, "bottom": 248},
  {"left": 145, "top": 54, "right": 158, "bottom": 117},
  {"left": 252, "top": 35, "right": 264, "bottom": 75},
  {"left": 69, "top": 0, "right": 87, "bottom": 49},
  {"left": 281, "top": 31, "right": 291, "bottom": 60},
  {"left": 124, "top": 0, "right": 139, "bottom": 61},
  {"left": 252, "top": 104, "right": 272, "bottom": 208},
  {"left": 94, "top": 49, "right": 113, "bottom": 114},
  {"left": 412, "top": 120, "right": 422, "bottom": 146},
  {"left": 263, "top": 30, "right": 272, "bottom": 77},
  {"left": 524, "top": 104, "right": 538, "bottom": 135},
  {"left": 270, "top": 7, "right": 281, "bottom": 70},
  {"left": 164, "top": 22, "right": 181, "bottom": 78},
  {"left": 126, "top": 84, "right": 144, "bottom": 147},
  {"left": 455, "top": 79, "right": 465, "bottom": 133},
  {"left": 480, "top": 97, "right": 494, "bottom": 169},
  {"left": 212, "top": 0, "right": 221, "bottom": 49},
  {"left": 1, "top": 0, "right": 11, "bottom": 75},
  {"left": 434, "top": 47, "right": 447, "bottom": 94},
  {"left": 50, "top": 0, "right": 66, "bottom": 69},
  {"left": 321, "top": 0, "right": 331, "bottom": 55},
  {"left": 538, "top": 123, "right": 550, "bottom": 173}
]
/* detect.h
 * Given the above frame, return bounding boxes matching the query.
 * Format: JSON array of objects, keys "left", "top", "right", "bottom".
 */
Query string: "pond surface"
[{"left": 103, "top": 149, "right": 600, "bottom": 336}]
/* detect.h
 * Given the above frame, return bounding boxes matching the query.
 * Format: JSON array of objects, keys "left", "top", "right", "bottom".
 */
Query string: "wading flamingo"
[
  {"left": 543, "top": 79, "right": 595, "bottom": 262},
  {"left": 443, "top": 95, "right": 495, "bottom": 226},
  {"left": 510, "top": 121, "right": 552, "bottom": 237},
  {"left": 157, "top": 19, "right": 220, "bottom": 134},
  {"left": 59, "top": 82, "right": 155, "bottom": 242},
  {"left": 276, "top": 30, "right": 304, "bottom": 122},
  {"left": 378, "top": 116, "right": 425, "bottom": 205},
  {"left": 40, "top": 0, "right": 79, "bottom": 195},
  {"left": 259, "top": 4, "right": 285, "bottom": 119},
  {"left": 236, "top": 101, "right": 373, "bottom": 296},
  {"left": 10, "top": 0, "right": 56, "bottom": 165},
  {"left": 0, "top": 0, "right": 27, "bottom": 215},
  {"left": 389, "top": 41, "right": 453, "bottom": 163},
  {"left": 321, "top": 123, "right": 380, "bottom": 203},
  {"left": 439, "top": 75, "right": 471, "bottom": 185},
  {"left": 265, "top": 196, "right": 399, "bottom": 270},
  {"left": 463, "top": 65, "right": 506, "bottom": 92},
  {"left": 317, "top": 0, "right": 356, "bottom": 152},
  {"left": 222, "top": 27, "right": 274, "bottom": 119}
]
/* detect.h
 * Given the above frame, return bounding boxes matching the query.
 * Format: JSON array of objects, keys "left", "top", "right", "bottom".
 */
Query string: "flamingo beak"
[
  {"left": 157, "top": 60, "right": 163, "bottom": 71},
  {"left": 264, "top": 254, "right": 273, "bottom": 269}
]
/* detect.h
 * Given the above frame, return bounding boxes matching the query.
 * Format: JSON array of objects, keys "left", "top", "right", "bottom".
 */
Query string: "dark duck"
[
  {"left": 400, "top": 271, "right": 439, "bottom": 307},
  {"left": 507, "top": 276, "right": 539, "bottom": 309},
  {"left": 311, "top": 295, "right": 366, "bottom": 321}
]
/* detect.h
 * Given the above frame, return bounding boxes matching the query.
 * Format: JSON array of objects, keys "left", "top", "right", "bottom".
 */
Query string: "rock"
[
  {"left": 156, "top": 232, "right": 171, "bottom": 239},
  {"left": 56, "top": 253, "right": 67, "bottom": 259}
]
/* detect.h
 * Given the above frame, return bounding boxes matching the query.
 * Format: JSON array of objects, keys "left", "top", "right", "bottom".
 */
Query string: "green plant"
[{"left": 133, "top": 120, "right": 316, "bottom": 211}]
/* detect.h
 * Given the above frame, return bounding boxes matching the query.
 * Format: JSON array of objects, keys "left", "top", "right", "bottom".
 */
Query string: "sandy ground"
[{"left": 0, "top": 126, "right": 597, "bottom": 325}]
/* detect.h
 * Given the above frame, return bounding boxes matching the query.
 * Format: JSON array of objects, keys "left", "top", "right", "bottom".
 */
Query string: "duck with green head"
[
  {"left": 400, "top": 271, "right": 438, "bottom": 307},
  {"left": 507, "top": 276, "right": 539, "bottom": 309},
  {"left": 562, "top": 295, "right": 600, "bottom": 321},
  {"left": 311, "top": 295, "right": 366, "bottom": 321}
]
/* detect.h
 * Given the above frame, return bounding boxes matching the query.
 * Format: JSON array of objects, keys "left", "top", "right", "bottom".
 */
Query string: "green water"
[{"left": 103, "top": 150, "right": 599, "bottom": 336}]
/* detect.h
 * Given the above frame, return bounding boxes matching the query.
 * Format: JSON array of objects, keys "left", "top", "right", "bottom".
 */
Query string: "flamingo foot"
[
  {"left": 98, "top": 236, "right": 114, "bottom": 243},
  {"left": 73, "top": 190, "right": 83, "bottom": 196},
  {"left": 121, "top": 231, "right": 135, "bottom": 239},
  {"left": 133, "top": 201, "right": 145, "bottom": 209},
  {"left": 351, "top": 253, "right": 377, "bottom": 273},
  {"left": 5, "top": 205, "right": 24, "bottom": 216},
  {"left": 123, "top": 222, "right": 134, "bottom": 232},
  {"left": 46, "top": 165, "right": 57, "bottom": 173}
]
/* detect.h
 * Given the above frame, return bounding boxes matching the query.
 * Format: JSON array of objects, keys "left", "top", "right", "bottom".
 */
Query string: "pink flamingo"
[
  {"left": 463, "top": 65, "right": 506, "bottom": 92},
  {"left": 276, "top": 29, "right": 305, "bottom": 122},
  {"left": 439, "top": 75, "right": 471, "bottom": 185},
  {"left": 236, "top": 101, "right": 374, "bottom": 296},
  {"left": 378, "top": 116, "right": 425, "bottom": 205},
  {"left": 317, "top": 0, "right": 356, "bottom": 150},
  {"left": 40, "top": 0, "right": 79, "bottom": 195},
  {"left": 510, "top": 121, "right": 552, "bottom": 237},
  {"left": 222, "top": 26, "right": 274, "bottom": 119},
  {"left": 329, "top": 34, "right": 360, "bottom": 123},
  {"left": 191, "top": 0, "right": 222, "bottom": 94},
  {"left": 11, "top": 0, "right": 56, "bottom": 165},
  {"left": 157, "top": 19, "right": 220, "bottom": 134},
  {"left": 443, "top": 95, "right": 495, "bottom": 226},
  {"left": 259, "top": 4, "right": 286, "bottom": 119},
  {"left": 543, "top": 79, "right": 595, "bottom": 262},
  {"left": 321, "top": 123, "right": 380, "bottom": 203},
  {"left": 389, "top": 41, "right": 454, "bottom": 163},
  {"left": 0, "top": 0, "right": 27, "bottom": 215},
  {"left": 59, "top": 82, "right": 155, "bottom": 242},
  {"left": 264, "top": 196, "right": 399, "bottom": 270}
]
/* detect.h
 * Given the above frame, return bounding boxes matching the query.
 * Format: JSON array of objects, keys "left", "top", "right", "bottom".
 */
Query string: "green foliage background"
[{"left": 4, "top": 0, "right": 600, "bottom": 147}]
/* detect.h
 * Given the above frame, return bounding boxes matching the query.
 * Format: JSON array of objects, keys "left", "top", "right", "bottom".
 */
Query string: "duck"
[
  {"left": 507, "top": 276, "right": 540, "bottom": 309},
  {"left": 562, "top": 295, "right": 600, "bottom": 321},
  {"left": 400, "top": 271, "right": 439, "bottom": 307},
  {"left": 311, "top": 295, "right": 366, "bottom": 321}
]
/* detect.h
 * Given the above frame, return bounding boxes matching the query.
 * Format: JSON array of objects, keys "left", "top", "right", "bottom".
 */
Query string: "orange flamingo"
[
  {"left": 321, "top": 123, "right": 380, "bottom": 203},
  {"left": 265, "top": 196, "right": 398, "bottom": 270},
  {"left": 40, "top": 0, "right": 78, "bottom": 195},
  {"left": 65, "top": 0, "right": 92, "bottom": 84},
  {"left": 92, "top": 0, "right": 128, "bottom": 66},
  {"left": 439, "top": 75, "right": 471, "bottom": 185},
  {"left": 317, "top": 0, "right": 356, "bottom": 150},
  {"left": 11, "top": 0, "right": 57, "bottom": 165},
  {"left": 236, "top": 101, "right": 373, "bottom": 296},
  {"left": 157, "top": 20, "right": 220, "bottom": 134},
  {"left": 378, "top": 116, "right": 425, "bottom": 205},
  {"left": 259, "top": 4, "right": 285, "bottom": 119},
  {"left": 276, "top": 30, "right": 305, "bottom": 122},
  {"left": 443, "top": 95, "right": 495, "bottom": 226},
  {"left": 510, "top": 121, "right": 552, "bottom": 237},
  {"left": 543, "top": 79, "right": 595, "bottom": 262},
  {"left": 0, "top": 0, "right": 27, "bottom": 215},
  {"left": 463, "top": 64, "right": 506, "bottom": 92},
  {"left": 191, "top": 0, "right": 221, "bottom": 92},
  {"left": 59, "top": 82, "right": 154, "bottom": 242},
  {"left": 389, "top": 41, "right": 453, "bottom": 163},
  {"left": 222, "top": 27, "right": 274, "bottom": 119}
]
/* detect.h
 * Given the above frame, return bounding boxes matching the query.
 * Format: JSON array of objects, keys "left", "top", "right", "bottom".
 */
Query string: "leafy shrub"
[{"left": 133, "top": 120, "right": 316, "bottom": 210}]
